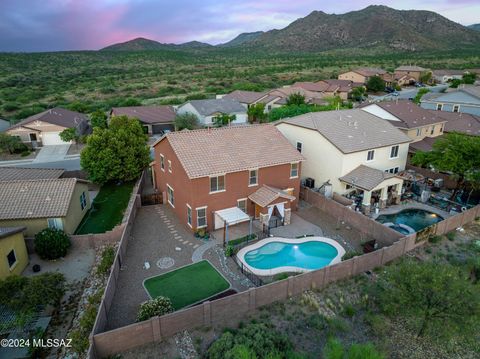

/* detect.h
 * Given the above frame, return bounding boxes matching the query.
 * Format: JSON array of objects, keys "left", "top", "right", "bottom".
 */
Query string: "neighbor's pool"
[
  {"left": 240, "top": 238, "right": 345, "bottom": 275},
  {"left": 376, "top": 209, "right": 443, "bottom": 232}
]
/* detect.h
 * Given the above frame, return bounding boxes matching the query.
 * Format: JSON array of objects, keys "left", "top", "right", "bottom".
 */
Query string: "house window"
[
  {"left": 210, "top": 175, "right": 225, "bottom": 193},
  {"left": 160, "top": 154, "right": 165, "bottom": 171},
  {"left": 430, "top": 125, "right": 435, "bottom": 135},
  {"left": 440, "top": 124, "right": 443, "bottom": 133},
  {"left": 47, "top": 218, "right": 63, "bottom": 230},
  {"left": 7, "top": 250, "right": 16, "bottom": 269},
  {"left": 436, "top": 103, "right": 443, "bottom": 111},
  {"left": 168, "top": 160, "right": 172, "bottom": 173},
  {"left": 296, "top": 141, "right": 303, "bottom": 153},
  {"left": 237, "top": 199, "right": 247, "bottom": 213},
  {"left": 453, "top": 105, "right": 460, "bottom": 113},
  {"left": 388, "top": 167, "right": 399, "bottom": 174},
  {"left": 290, "top": 163, "right": 299, "bottom": 178},
  {"left": 366, "top": 150, "right": 375, "bottom": 161},
  {"left": 416, "top": 128, "right": 421, "bottom": 137},
  {"left": 80, "top": 192, "right": 87, "bottom": 210},
  {"left": 29, "top": 133, "right": 37, "bottom": 142},
  {"left": 187, "top": 205, "right": 192, "bottom": 227},
  {"left": 249, "top": 169, "right": 258, "bottom": 186},
  {"left": 390, "top": 145, "right": 399, "bottom": 159},
  {"left": 167, "top": 185, "right": 174, "bottom": 207},
  {"left": 197, "top": 207, "right": 207, "bottom": 228}
]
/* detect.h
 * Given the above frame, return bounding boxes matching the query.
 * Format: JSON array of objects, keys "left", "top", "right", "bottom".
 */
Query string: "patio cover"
[
  {"left": 248, "top": 185, "right": 295, "bottom": 207},
  {"left": 215, "top": 207, "right": 250, "bottom": 226},
  {"left": 339, "top": 165, "right": 396, "bottom": 192}
]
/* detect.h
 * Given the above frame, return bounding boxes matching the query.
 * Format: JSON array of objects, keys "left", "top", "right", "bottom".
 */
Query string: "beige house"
[
  {"left": 360, "top": 100, "right": 447, "bottom": 153},
  {"left": 276, "top": 110, "right": 411, "bottom": 213},
  {"left": 394, "top": 66, "right": 431, "bottom": 83},
  {"left": 0, "top": 178, "right": 91, "bottom": 236},
  {"left": 0, "top": 227, "right": 28, "bottom": 279},
  {"left": 338, "top": 68, "right": 387, "bottom": 85},
  {"left": 6, "top": 108, "right": 89, "bottom": 147}
]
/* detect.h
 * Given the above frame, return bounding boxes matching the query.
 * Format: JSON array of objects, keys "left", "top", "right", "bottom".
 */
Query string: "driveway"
[{"left": 34, "top": 144, "right": 71, "bottom": 163}]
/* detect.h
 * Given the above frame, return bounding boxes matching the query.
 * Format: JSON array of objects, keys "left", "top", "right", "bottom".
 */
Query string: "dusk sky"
[{"left": 0, "top": 0, "right": 479, "bottom": 52}]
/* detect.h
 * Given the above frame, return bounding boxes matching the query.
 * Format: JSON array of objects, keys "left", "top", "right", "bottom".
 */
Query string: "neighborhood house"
[
  {"left": 276, "top": 110, "right": 411, "bottom": 213},
  {"left": 176, "top": 98, "right": 247, "bottom": 126},
  {"left": 420, "top": 85, "right": 480, "bottom": 116},
  {"left": 110, "top": 105, "right": 176, "bottom": 135},
  {"left": 0, "top": 227, "right": 28, "bottom": 280},
  {"left": 151, "top": 124, "right": 304, "bottom": 232},
  {"left": 6, "top": 107, "right": 90, "bottom": 147}
]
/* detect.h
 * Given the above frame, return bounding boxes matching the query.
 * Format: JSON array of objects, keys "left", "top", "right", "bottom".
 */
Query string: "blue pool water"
[
  {"left": 376, "top": 209, "right": 443, "bottom": 232},
  {"left": 244, "top": 241, "right": 338, "bottom": 271}
]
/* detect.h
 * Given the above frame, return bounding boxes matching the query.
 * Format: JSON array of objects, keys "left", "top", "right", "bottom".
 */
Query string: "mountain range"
[{"left": 101, "top": 5, "right": 480, "bottom": 53}]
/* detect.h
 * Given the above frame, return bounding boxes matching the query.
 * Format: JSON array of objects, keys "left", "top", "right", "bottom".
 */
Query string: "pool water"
[
  {"left": 244, "top": 241, "right": 338, "bottom": 271},
  {"left": 376, "top": 209, "right": 443, "bottom": 232}
]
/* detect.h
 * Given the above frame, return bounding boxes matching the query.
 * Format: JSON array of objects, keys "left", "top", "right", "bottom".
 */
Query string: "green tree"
[
  {"left": 372, "top": 260, "right": 480, "bottom": 337},
  {"left": 174, "top": 113, "right": 199, "bottom": 130},
  {"left": 34, "top": 228, "right": 71, "bottom": 260},
  {"left": 80, "top": 115, "right": 150, "bottom": 184},
  {"left": 413, "top": 88, "right": 430, "bottom": 104},
  {"left": 411, "top": 133, "right": 480, "bottom": 199},
  {"left": 366, "top": 76, "right": 385, "bottom": 92},
  {"left": 449, "top": 79, "right": 462, "bottom": 88},
  {"left": 462, "top": 72, "right": 477, "bottom": 84},
  {"left": 350, "top": 87, "right": 366, "bottom": 101},
  {"left": 59, "top": 127, "right": 79, "bottom": 143},
  {"left": 247, "top": 103, "right": 266, "bottom": 123},
  {"left": 212, "top": 113, "right": 236, "bottom": 127},
  {"left": 419, "top": 71, "right": 432, "bottom": 84},
  {"left": 90, "top": 110, "right": 108, "bottom": 129},
  {"left": 0, "top": 133, "right": 27, "bottom": 154},
  {"left": 286, "top": 93, "right": 306, "bottom": 106}
]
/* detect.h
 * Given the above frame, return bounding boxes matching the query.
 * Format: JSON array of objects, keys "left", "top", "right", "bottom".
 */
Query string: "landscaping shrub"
[
  {"left": 206, "top": 322, "right": 294, "bottom": 359},
  {"left": 342, "top": 251, "right": 362, "bottom": 260},
  {"left": 34, "top": 228, "right": 71, "bottom": 260},
  {"left": 97, "top": 246, "right": 115, "bottom": 275},
  {"left": 229, "top": 234, "right": 257, "bottom": 246},
  {"left": 428, "top": 235, "right": 442, "bottom": 244},
  {"left": 323, "top": 338, "right": 385, "bottom": 359},
  {"left": 137, "top": 296, "right": 174, "bottom": 322},
  {"left": 446, "top": 231, "right": 456, "bottom": 241},
  {"left": 224, "top": 245, "right": 235, "bottom": 257}
]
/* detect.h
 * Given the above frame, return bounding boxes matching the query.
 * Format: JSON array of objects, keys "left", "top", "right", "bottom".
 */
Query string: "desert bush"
[
  {"left": 34, "top": 228, "right": 71, "bottom": 260},
  {"left": 97, "top": 246, "right": 115, "bottom": 276},
  {"left": 137, "top": 296, "right": 174, "bottom": 322}
]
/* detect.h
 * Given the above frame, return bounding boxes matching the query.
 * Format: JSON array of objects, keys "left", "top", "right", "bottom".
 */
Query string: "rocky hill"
[
  {"left": 468, "top": 24, "right": 480, "bottom": 31},
  {"left": 220, "top": 31, "right": 264, "bottom": 47}
]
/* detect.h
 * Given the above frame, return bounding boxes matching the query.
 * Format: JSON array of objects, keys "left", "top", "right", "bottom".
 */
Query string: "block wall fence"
[{"left": 87, "top": 186, "right": 480, "bottom": 358}]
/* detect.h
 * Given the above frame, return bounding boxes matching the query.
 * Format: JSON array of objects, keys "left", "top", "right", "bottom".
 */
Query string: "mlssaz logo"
[{"left": 32, "top": 338, "right": 72, "bottom": 348}]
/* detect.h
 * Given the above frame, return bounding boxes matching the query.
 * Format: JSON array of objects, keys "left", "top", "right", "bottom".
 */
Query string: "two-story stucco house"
[
  {"left": 276, "top": 110, "right": 411, "bottom": 214},
  {"left": 176, "top": 98, "right": 247, "bottom": 126},
  {"left": 420, "top": 85, "right": 480, "bottom": 116},
  {"left": 360, "top": 100, "right": 447, "bottom": 154},
  {"left": 152, "top": 125, "right": 304, "bottom": 232},
  {"left": 338, "top": 68, "right": 387, "bottom": 85}
]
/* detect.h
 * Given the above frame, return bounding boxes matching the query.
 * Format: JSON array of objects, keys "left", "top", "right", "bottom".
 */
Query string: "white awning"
[{"left": 215, "top": 207, "right": 250, "bottom": 226}]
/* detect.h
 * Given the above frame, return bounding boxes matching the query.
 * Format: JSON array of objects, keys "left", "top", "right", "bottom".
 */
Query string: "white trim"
[
  {"left": 168, "top": 160, "right": 172, "bottom": 173},
  {"left": 166, "top": 184, "right": 175, "bottom": 208},
  {"left": 452, "top": 104, "right": 460, "bottom": 113},
  {"left": 289, "top": 162, "right": 299, "bottom": 179},
  {"left": 389, "top": 145, "right": 399, "bottom": 159},
  {"left": 186, "top": 204, "right": 192, "bottom": 228},
  {"left": 296, "top": 141, "right": 303, "bottom": 153},
  {"left": 248, "top": 168, "right": 258, "bottom": 187},
  {"left": 209, "top": 174, "right": 226, "bottom": 193},
  {"left": 160, "top": 154, "right": 165, "bottom": 172},
  {"left": 236, "top": 237, "right": 346, "bottom": 276},
  {"left": 196, "top": 206, "right": 207, "bottom": 228},
  {"left": 366, "top": 150, "right": 375, "bottom": 162}
]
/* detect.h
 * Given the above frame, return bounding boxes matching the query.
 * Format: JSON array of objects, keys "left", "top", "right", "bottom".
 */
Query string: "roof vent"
[
  {"left": 45, "top": 196, "right": 51, "bottom": 202},
  {"left": 27, "top": 211, "right": 33, "bottom": 216}
]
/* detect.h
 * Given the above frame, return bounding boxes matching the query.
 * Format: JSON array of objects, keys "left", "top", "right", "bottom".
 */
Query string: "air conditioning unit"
[{"left": 305, "top": 177, "right": 315, "bottom": 189}]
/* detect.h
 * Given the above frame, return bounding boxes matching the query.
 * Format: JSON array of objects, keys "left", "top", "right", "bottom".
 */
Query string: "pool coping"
[
  {"left": 141, "top": 259, "right": 232, "bottom": 310},
  {"left": 236, "top": 237, "right": 346, "bottom": 276}
]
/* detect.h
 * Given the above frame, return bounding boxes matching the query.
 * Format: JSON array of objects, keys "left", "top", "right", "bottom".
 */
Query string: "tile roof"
[
  {"left": 0, "top": 178, "right": 87, "bottom": 220},
  {"left": 185, "top": 98, "right": 246, "bottom": 116},
  {"left": 111, "top": 106, "right": 175, "bottom": 124},
  {"left": 292, "top": 82, "right": 328, "bottom": 92},
  {"left": 365, "top": 100, "right": 446, "bottom": 129},
  {"left": 8, "top": 108, "right": 88, "bottom": 131},
  {"left": 0, "top": 227, "right": 26, "bottom": 239},
  {"left": 257, "top": 95, "right": 279, "bottom": 104},
  {"left": 339, "top": 165, "right": 396, "bottom": 191},
  {"left": 351, "top": 68, "right": 386, "bottom": 77},
  {"left": 223, "top": 90, "right": 266, "bottom": 104},
  {"left": 432, "top": 69, "right": 465, "bottom": 77},
  {"left": 0, "top": 167, "right": 64, "bottom": 182},
  {"left": 158, "top": 124, "right": 304, "bottom": 179},
  {"left": 428, "top": 111, "right": 480, "bottom": 136},
  {"left": 409, "top": 137, "right": 439, "bottom": 152},
  {"left": 395, "top": 65, "right": 426, "bottom": 72},
  {"left": 278, "top": 109, "right": 411, "bottom": 153},
  {"left": 459, "top": 85, "right": 480, "bottom": 100},
  {"left": 248, "top": 185, "right": 296, "bottom": 207}
]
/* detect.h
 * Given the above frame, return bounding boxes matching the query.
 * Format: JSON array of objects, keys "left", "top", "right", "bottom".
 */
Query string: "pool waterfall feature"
[
  {"left": 376, "top": 208, "right": 444, "bottom": 233},
  {"left": 237, "top": 237, "right": 345, "bottom": 276}
]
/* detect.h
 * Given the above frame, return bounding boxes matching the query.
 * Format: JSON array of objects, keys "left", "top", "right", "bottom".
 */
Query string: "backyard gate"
[{"left": 141, "top": 193, "right": 163, "bottom": 206}]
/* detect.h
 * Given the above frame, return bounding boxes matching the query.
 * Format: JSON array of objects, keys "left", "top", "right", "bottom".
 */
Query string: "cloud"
[{"left": 0, "top": 0, "right": 478, "bottom": 52}]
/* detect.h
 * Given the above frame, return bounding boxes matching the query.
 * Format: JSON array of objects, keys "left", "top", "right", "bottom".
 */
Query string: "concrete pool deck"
[
  {"left": 236, "top": 236, "right": 346, "bottom": 276},
  {"left": 371, "top": 201, "right": 452, "bottom": 220}
]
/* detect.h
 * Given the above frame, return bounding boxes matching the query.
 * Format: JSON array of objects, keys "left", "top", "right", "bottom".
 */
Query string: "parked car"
[
  {"left": 385, "top": 86, "right": 395, "bottom": 93},
  {"left": 392, "top": 91, "right": 399, "bottom": 97},
  {"left": 415, "top": 82, "right": 426, "bottom": 87}
]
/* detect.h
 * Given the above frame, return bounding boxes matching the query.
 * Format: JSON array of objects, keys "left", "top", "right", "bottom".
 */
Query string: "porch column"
[
  {"left": 379, "top": 187, "right": 388, "bottom": 209},
  {"left": 362, "top": 190, "right": 372, "bottom": 215},
  {"left": 393, "top": 183, "right": 402, "bottom": 204}
]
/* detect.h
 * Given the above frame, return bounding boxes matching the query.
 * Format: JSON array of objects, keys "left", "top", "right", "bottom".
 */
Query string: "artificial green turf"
[
  {"left": 75, "top": 181, "right": 134, "bottom": 234},
  {"left": 144, "top": 260, "right": 230, "bottom": 310}
]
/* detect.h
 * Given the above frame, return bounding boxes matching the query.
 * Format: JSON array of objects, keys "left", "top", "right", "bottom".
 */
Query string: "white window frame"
[
  {"left": 436, "top": 103, "right": 443, "bottom": 111},
  {"left": 453, "top": 104, "right": 460, "bottom": 113},
  {"left": 196, "top": 206, "right": 207, "bottom": 228},
  {"left": 167, "top": 184, "right": 175, "bottom": 207},
  {"left": 7, "top": 249, "right": 17, "bottom": 270},
  {"left": 80, "top": 191, "right": 87, "bottom": 210},
  {"left": 248, "top": 169, "right": 258, "bottom": 187},
  {"left": 210, "top": 175, "right": 226, "bottom": 193},
  {"left": 47, "top": 218, "right": 63, "bottom": 230},
  {"left": 416, "top": 128, "right": 421, "bottom": 137},
  {"left": 237, "top": 198, "right": 247, "bottom": 213},
  {"left": 390, "top": 145, "right": 399, "bottom": 159},
  {"left": 430, "top": 125, "right": 435, "bottom": 135},
  {"left": 186, "top": 204, "right": 192, "bottom": 227},
  {"left": 290, "top": 162, "right": 299, "bottom": 178},
  {"left": 296, "top": 141, "right": 303, "bottom": 153},
  {"left": 366, "top": 150, "right": 375, "bottom": 162},
  {"left": 168, "top": 160, "right": 172, "bottom": 173},
  {"left": 160, "top": 154, "right": 165, "bottom": 172}
]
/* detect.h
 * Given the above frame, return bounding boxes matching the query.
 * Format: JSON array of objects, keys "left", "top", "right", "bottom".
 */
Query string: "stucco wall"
[
  {"left": 0, "top": 218, "right": 49, "bottom": 237},
  {"left": 0, "top": 231, "right": 28, "bottom": 279},
  {"left": 338, "top": 72, "right": 366, "bottom": 83},
  {"left": 7, "top": 120, "right": 68, "bottom": 143},
  {"left": 63, "top": 182, "right": 91, "bottom": 235}
]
